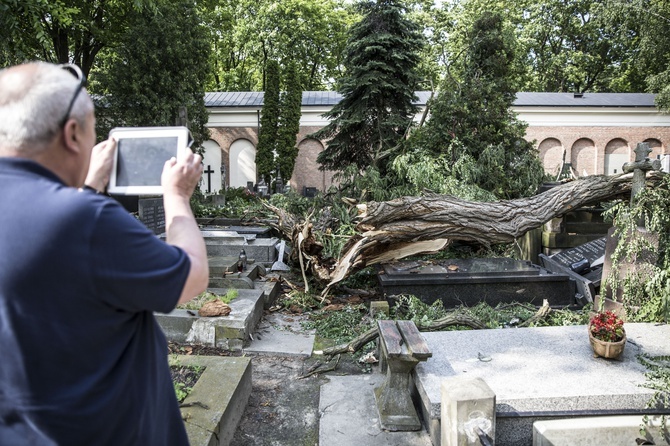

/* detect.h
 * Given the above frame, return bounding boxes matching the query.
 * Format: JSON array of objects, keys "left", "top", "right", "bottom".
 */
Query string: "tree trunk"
[{"left": 264, "top": 171, "right": 666, "bottom": 296}]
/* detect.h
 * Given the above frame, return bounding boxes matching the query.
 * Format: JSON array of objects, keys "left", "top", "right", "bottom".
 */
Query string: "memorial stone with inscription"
[
  {"left": 138, "top": 198, "right": 165, "bottom": 235},
  {"left": 539, "top": 237, "right": 606, "bottom": 305}
]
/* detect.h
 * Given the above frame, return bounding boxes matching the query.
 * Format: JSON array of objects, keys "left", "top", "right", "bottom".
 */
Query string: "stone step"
[{"left": 176, "top": 355, "right": 252, "bottom": 446}]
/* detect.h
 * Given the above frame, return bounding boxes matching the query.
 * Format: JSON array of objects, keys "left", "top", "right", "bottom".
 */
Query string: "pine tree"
[
  {"left": 276, "top": 62, "right": 303, "bottom": 184},
  {"left": 412, "top": 11, "right": 544, "bottom": 199},
  {"left": 256, "top": 59, "right": 280, "bottom": 183},
  {"left": 312, "top": 0, "right": 424, "bottom": 172}
]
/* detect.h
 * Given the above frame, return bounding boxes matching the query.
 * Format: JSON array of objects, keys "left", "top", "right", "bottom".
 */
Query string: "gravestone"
[
  {"left": 138, "top": 197, "right": 165, "bottom": 234},
  {"left": 378, "top": 258, "right": 576, "bottom": 309},
  {"left": 303, "top": 186, "right": 318, "bottom": 198},
  {"left": 596, "top": 142, "right": 662, "bottom": 311},
  {"left": 539, "top": 237, "right": 606, "bottom": 305}
]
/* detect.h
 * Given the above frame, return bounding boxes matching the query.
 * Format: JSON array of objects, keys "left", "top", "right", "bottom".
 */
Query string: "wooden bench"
[{"left": 374, "top": 320, "right": 432, "bottom": 431}]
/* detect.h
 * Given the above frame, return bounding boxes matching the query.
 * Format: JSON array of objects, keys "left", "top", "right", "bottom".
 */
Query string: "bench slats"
[
  {"left": 396, "top": 320, "right": 432, "bottom": 359},
  {"left": 378, "top": 320, "right": 404, "bottom": 356}
]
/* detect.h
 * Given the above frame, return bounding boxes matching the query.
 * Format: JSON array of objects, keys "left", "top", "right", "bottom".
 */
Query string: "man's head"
[{"left": 0, "top": 62, "right": 97, "bottom": 187}]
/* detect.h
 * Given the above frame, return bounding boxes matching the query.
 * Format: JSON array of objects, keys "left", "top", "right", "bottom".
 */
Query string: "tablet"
[{"left": 107, "top": 126, "right": 193, "bottom": 195}]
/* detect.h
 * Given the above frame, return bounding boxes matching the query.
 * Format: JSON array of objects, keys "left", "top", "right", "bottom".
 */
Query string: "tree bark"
[
  {"left": 322, "top": 171, "right": 665, "bottom": 295},
  {"left": 264, "top": 171, "right": 666, "bottom": 296}
]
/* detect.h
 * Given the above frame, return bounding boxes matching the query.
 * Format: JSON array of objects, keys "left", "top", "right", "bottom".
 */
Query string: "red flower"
[{"left": 589, "top": 311, "right": 625, "bottom": 343}]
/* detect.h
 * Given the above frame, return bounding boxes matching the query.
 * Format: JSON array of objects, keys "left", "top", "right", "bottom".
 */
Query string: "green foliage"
[
  {"left": 304, "top": 304, "right": 377, "bottom": 346},
  {"left": 201, "top": 0, "right": 355, "bottom": 91},
  {"left": 281, "top": 291, "right": 322, "bottom": 312},
  {"left": 312, "top": 0, "right": 425, "bottom": 172},
  {"left": 276, "top": 62, "right": 303, "bottom": 181},
  {"left": 0, "top": 0, "right": 157, "bottom": 75},
  {"left": 256, "top": 59, "right": 280, "bottom": 183},
  {"left": 638, "top": 353, "right": 670, "bottom": 442},
  {"left": 602, "top": 174, "right": 670, "bottom": 323},
  {"left": 177, "top": 289, "right": 239, "bottom": 311},
  {"left": 406, "top": 10, "right": 544, "bottom": 200},
  {"left": 391, "top": 295, "right": 449, "bottom": 326},
  {"left": 92, "top": 0, "right": 211, "bottom": 147}
]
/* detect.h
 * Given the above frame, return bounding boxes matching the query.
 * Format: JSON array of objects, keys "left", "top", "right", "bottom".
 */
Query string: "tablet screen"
[{"left": 115, "top": 136, "right": 178, "bottom": 187}]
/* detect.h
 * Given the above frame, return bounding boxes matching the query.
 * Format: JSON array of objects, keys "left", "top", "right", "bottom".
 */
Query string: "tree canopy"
[{"left": 93, "top": 0, "right": 211, "bottom": 148}]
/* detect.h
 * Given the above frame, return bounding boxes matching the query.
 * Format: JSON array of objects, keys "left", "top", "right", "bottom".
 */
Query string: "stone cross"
[{"left": 622, "top": 142, "right": 662, "bottom": 207}]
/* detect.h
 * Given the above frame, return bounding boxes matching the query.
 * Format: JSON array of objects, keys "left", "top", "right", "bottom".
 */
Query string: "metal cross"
[{"left": 203, "top": 165, "right": 214, "bottom": 193}]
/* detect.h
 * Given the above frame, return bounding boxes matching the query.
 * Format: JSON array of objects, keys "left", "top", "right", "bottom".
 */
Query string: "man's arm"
[{"left": 161, "top": 152, "right": 209, "bottom": 304}]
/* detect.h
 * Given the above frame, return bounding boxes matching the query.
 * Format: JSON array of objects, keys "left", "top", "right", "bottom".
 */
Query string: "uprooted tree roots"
[{"left": 264, "top": 171, "right": 666, "bottom": 298}]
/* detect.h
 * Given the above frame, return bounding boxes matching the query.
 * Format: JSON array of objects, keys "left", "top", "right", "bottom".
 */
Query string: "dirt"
[
  {"left": 169, "top": 340, "right": 368, "bottom": 446},
  {"left": 230, "top": 353, "right": 366, "bottom": 446}
]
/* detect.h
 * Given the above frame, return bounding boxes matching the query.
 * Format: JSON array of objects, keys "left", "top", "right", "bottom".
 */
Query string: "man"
[{"left": 0, "top": 61, "right": 209, "bottom": 445}]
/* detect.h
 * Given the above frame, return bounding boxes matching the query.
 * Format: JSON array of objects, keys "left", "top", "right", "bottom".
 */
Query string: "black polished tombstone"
[
  {"left": 377, "top": 258, "right": 576, "bottom": 309},
  {"left": 539, "top": 237, "right": 606, "bottom": 305}
]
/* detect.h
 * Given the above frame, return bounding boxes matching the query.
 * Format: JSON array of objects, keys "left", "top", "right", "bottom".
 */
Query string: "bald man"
[{"left": 0, "top": 61, "right": 209, "bottom": 445}]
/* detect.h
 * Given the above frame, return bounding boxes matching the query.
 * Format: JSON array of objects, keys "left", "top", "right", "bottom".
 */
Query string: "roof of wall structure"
[{"left": 204, "top": 91, "right": 656, "bottom": 108}]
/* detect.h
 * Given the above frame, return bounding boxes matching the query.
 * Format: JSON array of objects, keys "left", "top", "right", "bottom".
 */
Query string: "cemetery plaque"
[
  {"left": 138, "top": 197, "right": 165, "bottom": 234},
  {"left": 538, "top": 236, "right": 606, "bottom": 305}
]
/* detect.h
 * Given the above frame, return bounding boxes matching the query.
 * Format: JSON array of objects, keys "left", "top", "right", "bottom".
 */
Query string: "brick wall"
[{"left": 208, "top": 123, "right": 670, "bottom": 192}]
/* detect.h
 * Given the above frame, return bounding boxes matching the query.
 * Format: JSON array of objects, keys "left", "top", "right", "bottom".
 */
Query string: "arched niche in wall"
[
  {"left": 604, "top": 138, "right": 630, "bottom": 175},
  {"left": 229, "top": 139, "right": 256, "bottom": 189},
  {"left": 290, "top": 138, "right": 335, "bottom": 195},
  {"left": 200, "top": 140, "right": 223, "bottom": 194},
  {"left": 571, "top": 138, "right": 596, "bottom": 176},
  {"left": 538, "top": 138, "right": 564, "bottom": 177},
  {"left": 643, "top": 138, "right": 664, "bottom": 161}
]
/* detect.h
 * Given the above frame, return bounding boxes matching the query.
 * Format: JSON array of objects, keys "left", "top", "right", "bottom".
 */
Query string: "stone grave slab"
[
  {"left": 378, "top": 258, "right": 576, "bottom": 308},
  {"left": 202, "top": 225, "right": 274, "bottom": 238},
  {"left": 539, "top": 236, "right": 606, "bottom": 305},
  {"left": 138, "top": 197, "right": 165, "bottom": 234},
  {"left": 160, "top": 230, "right": 280, "bottom": 263},
  {"left": 207, "top": 257, "right": 266, "bottom": 289},
  {"left": 176, "top": 355, "right": 252, "bottom": 446},
  {"left": 413, "top": 324, "right": 670, "bottom": 446},
  {"left": 155, "top": 288, "right": 265, "bottom": 350}
]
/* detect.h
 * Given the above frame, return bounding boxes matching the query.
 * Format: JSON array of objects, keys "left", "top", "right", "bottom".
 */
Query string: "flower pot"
[{"left": 588, "top": 328, "right": 626, "bottom": 359}]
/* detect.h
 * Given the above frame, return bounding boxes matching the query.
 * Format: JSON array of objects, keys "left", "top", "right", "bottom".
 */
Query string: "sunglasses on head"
[{"left": 58, "top": 63, "right": 88, "bottom": 129}]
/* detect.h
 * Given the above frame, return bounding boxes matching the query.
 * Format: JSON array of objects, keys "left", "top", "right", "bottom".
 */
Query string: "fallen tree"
[{"left": 264, "top": 171, "right": 666, "bottom": 297}]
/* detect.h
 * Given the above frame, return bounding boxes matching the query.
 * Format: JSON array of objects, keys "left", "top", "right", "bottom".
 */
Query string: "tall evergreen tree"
[
  {"left": 411, "top": 11, "right": 543, "bottom": 199},
  {"left": 256, "top": 59, "right": 281, "bottom": 183},
  {"left": 277, "top": 62, "right": 303, "bottom": 183},
  {"left": 312, "top": 0, "right": 424, "bottom": 172}
]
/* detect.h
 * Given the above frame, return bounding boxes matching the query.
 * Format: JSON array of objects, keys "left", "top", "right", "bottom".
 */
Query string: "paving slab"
[
  {"left": 245, "top": 312, "right": 315, "bottom": 357},
  {"left": 319, "top": 374, "right": 432, "bottom": 446},
  {"left": 414, "top": 323, "right": 670, "bottom": 446}
]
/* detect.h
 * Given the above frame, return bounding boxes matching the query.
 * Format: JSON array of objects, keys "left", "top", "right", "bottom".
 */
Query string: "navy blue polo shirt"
[{"left": 0, "top": 158, "right": 191, "bottom": 445}]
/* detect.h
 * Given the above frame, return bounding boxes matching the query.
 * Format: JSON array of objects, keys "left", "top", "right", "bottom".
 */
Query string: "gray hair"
[{"left": 0, "top": 61, "right": 94, "bottom": 154}]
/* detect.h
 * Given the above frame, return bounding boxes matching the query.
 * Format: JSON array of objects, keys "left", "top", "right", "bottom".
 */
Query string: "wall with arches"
[
  {"left": 527, "top": 127, "right": 670, "bottom": 177},
  {"left": 204, "top": 118, "right": 670, "bottom": 193}
]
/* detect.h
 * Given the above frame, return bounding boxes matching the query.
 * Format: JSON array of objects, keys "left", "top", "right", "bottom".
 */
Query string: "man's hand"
[
  {"left": 84, "top": 138, "right": 116, "bottom": 192},
  {"left": 161, "top": 150, "right": 203, "bottom": 199}
]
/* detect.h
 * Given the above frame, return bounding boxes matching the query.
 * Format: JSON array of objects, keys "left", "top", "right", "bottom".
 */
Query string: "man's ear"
[{"left": 61, "top": 119, "right": 83, "bottom": 155}]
